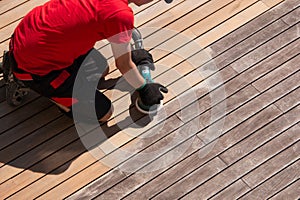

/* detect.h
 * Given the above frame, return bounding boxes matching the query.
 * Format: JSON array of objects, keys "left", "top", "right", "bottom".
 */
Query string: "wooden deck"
[{"left": 0, "top": 0, "right": 299, "bottom": 199}]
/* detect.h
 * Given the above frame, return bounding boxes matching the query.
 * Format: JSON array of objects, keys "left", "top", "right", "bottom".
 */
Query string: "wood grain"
[
  {"left": 231, "top": 25, "right": 300, "bottom": 73},
  {"left": 210, "top": 180, "right": 251, "bottom": 200},
  {"left": 270, "top": 179, "right": 300, "bottom": 200},
  {"left": 0, "top": 0, "right": 48, "bottom": 28},
  {"left": 242, "top": 141, "right": 300, "bottom": 188},
  {"left": 0, "top": 97, "right": 52, "bottom": 134},
  {"left": 210, "top": 0, "right": 300, "bottom": 56},
  {"left": 281, "top": 3, "right": 300, "bottom": 26},
  {"left": 181, "top": 125, "right": 300, "bottom": 199},
  {"left": 275, "top": 87, "right": 300, "bottom": 112},
  {"left": 219, "top": 105, "right": 300, "bottom": 165},
  {"left": 240, "top": 160, "right": 300, "bottom": 199},
  {"left": 0, "top": 105, "right": 60, "bottom": 148},
  {"left": 0, "top": 0, "right": 29, "bottom": 15},
  {"left": 98, "top": 88, "right": 278, "bottom": 199},
  {"left": 211, "top": 19, "right": 288, "bottom": 70},
  {"left": 151, "top": 158, "right": 227, "bottom": 199},
  {"left": 260, "top": 0, "right": 284, "bottom": 8},
  {"left": 68, "top": 2, "right": 298, "bottom": 198},
  {"left": 252, "top": 53, "right": 300, "bottom": 92}
]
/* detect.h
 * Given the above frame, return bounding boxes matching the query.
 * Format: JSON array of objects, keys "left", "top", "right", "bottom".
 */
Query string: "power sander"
[{"left": 131, "top": 28, "right": 163, "bottom": 115}]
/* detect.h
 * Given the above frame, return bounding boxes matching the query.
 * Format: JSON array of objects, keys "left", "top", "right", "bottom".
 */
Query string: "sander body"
[{"left": 132, "top": 28, "right": 163, "bottom": 114}]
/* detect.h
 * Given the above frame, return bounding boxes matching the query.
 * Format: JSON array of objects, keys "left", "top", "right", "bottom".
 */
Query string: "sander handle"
[{"left": 131, "top": 27, "right": 144, "bottom": 50}]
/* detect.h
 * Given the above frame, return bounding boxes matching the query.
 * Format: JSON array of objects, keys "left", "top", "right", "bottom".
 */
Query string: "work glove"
[
  {"left": 131, "top": 49, "right": 155, "bottom": 70},
  {"left": 137, "top": 83, "right": 168, "bottom": 106}
]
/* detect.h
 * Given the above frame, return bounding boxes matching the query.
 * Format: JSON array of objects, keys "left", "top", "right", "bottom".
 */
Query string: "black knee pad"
[
  {"left": 94, "top": 90, "right": 112, "bottom": 120},
  {"left": 62, "top": 90, "right": 111, "bottom": 122}
]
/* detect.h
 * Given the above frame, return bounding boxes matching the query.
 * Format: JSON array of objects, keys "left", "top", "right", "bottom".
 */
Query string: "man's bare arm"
[{"left": 111, "top": 42, "right": 145, "bottom": 89}]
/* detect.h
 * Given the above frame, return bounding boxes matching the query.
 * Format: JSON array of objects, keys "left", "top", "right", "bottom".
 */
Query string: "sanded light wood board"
[
  {"left": 0, "top": 0, "right": 213, "bottom": 195},
  {"left": 0, "top": 0, "right": 29, "bottom": 15},
  {"left": 0, "top": 0, "right": 48, "bottom": 29},
  {"left": 261, "top": 0, "right": 285, "bottom": 8},
  {"left": 99, "top": 0, "right": 296, "bottom": 101}
]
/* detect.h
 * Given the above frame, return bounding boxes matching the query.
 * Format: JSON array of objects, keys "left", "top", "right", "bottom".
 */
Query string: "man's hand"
[
  {"left": 131, "top": 49, "right": 155, "bottom": 70},
  {"left": 137, "top": 83, "right": 168, "bottom": 106}
]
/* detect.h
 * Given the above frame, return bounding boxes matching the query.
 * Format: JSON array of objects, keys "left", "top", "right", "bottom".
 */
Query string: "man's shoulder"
[{"left": 99, "top": 0, "right": 133, "bottom": 20}]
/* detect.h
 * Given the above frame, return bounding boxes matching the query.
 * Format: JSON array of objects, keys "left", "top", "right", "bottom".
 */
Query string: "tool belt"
[
  {"left": 6, "top": 35, "right": 33, "bottom": 82},
  {"left": 7, "top": 35, "right": 72, "bottom": 98},
  {"left": 4, "top": 51, "right": 33, "bottom": 81}
]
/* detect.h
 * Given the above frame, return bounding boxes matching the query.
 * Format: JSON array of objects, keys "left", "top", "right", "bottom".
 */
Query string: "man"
[{"left": 6, "top": 0, "right": 170, "bottom": 122}]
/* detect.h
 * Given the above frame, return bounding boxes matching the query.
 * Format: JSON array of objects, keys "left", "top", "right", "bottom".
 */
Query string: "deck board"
[
  {"left": 240, "top": 159, "right": 300, "bottom": 199},
  {"left": 242, "top": 141, "right": 300, "bottom": 188},
  {"left": 282, "top": 2, "right": 300, "bottom": 25},
  {"left": 96, "top": 83, "right": 255, "bottom": 197},
  {"left": 0, "top": 106, "right": 62, "bottom": 150},
  {"left": 0, "top": 97, "right": 52, "bottom": 134},
  {"left": 210, "top": 180, "right": 251, "bottom": 200},
  {"left": 0, "top": 0, "right": 29, "bottom": 15},
  {"left": 181, "top": 124, "right": 300, "bottom": 199},
  {"left": 212, "top": 19, "right": 288, "bottom": 71},
  {"left": 0, "top": 86, "right": 7, "bottom": 102},
  {"left": 275, "top": 87, "right": 300, "bottom": 112},
  {"left": 0, "top": 92, "right": 40, "bottom": 118},
  {"left": 231, "top": 25, "right": 299, "bottom": 73},
  {"left": 0, "top": 0, "right": 47, "bottom": 28},
  {"left": 0, "top": 0, "right": 299, "bottom": 199},
  {"left": 210, "top": 0, "right": 299, "bottom": 56},
  {"left": 218, "top": 105, "right": 300, "bottom": 166},
  {"left": 270, "top": 179, "right": 300, "bottom": 200},
  {"left": 72, "top": 65, "right": 299, "bottom": 198},
  {"left": 252, "top": 53, "right": 300, "bottom": 92},
  {"left": 0, "top": 116, "right": 73, "bottom": 171},
  {"left": 119, "top": 104, "right": 283, "bottom": 199}
]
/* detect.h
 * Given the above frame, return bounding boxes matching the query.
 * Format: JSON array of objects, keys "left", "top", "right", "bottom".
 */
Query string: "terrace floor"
[{"left": 0, "top": 0, "right": 299, "bottom": 199}]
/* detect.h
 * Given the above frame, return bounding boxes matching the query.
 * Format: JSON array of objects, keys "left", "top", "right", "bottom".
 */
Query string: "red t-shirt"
[{"left": 13, "top": 0, "right": 134, "bottom": 76}]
